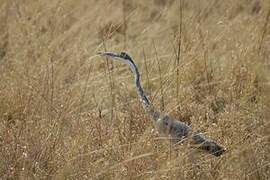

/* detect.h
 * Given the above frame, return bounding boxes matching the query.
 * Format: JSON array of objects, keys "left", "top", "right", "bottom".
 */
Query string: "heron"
[{"left": 98, "top": 51, "right": 225, "bottom": 157}]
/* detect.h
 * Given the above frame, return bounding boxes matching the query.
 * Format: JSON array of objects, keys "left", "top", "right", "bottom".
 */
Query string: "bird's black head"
[{"left": 119, "top": 52, "right": 132, "bottom": 60}]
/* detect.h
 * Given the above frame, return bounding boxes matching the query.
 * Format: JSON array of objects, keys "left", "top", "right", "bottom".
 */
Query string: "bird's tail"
[{"left": 191, "top": 133, "right": 225, "bottom": 156}]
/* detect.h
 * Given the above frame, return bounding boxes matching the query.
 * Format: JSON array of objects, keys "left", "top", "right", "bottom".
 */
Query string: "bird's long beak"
[
  {"left": 97, "top": 52, "right": 123, "bottom": 61},
  {"left": 97, "top": 52, "right": 120, "bottom": 58}
]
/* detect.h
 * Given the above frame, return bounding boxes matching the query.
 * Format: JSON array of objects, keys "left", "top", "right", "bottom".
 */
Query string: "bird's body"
[{"left": 98, "top": 52, "right": 225, "bottom": 157}]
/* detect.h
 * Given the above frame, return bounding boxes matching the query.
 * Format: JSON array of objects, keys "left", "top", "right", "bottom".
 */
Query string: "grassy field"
[{"left": 0, "top": 0, "right": 270, "bottom": 179}]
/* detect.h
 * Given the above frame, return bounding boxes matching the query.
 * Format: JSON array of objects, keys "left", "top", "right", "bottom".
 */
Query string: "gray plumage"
[{"left": 98, "top": 51, "right": 225, "bottom": 157}]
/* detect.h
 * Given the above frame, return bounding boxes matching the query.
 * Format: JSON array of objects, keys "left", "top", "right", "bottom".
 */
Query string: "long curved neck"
[
  {"left": 125, "top": 59, "right": 150, "bottom": 108},
  {"left": 124, "top": 59, "right": 160, "bottom": 122}
]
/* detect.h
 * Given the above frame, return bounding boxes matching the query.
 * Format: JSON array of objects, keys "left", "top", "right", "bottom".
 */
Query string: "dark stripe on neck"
[{"left": 128, "top": 59, "right": 150, "bottom": 108}]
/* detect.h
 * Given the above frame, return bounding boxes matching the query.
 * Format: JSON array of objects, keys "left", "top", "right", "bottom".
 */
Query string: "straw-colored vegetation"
[{"left": 0, "top": 0, "right": 269, "bottom": 179}]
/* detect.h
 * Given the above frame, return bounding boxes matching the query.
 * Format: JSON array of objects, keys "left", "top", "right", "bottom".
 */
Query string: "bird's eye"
[
  {"left": 120, "top": 52, "right": 127, "bottom": 57},
  {"left": 120, "top": 52, "right": 131, "bottom": 60}
]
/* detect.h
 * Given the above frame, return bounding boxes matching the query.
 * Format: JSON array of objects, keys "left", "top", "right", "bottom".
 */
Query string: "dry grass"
[{"left": 0, "top": 0, "right": 270, "bottom": 179}]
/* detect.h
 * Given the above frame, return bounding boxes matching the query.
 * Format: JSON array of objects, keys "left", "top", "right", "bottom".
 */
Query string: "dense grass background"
[{"left": 0, "top": 0, "right": 270, "bottom": 179}]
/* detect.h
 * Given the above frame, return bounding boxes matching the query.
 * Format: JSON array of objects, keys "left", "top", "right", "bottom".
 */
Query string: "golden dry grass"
[{"left": 0, "top": 0, "right": 270, "bottom": 179}]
